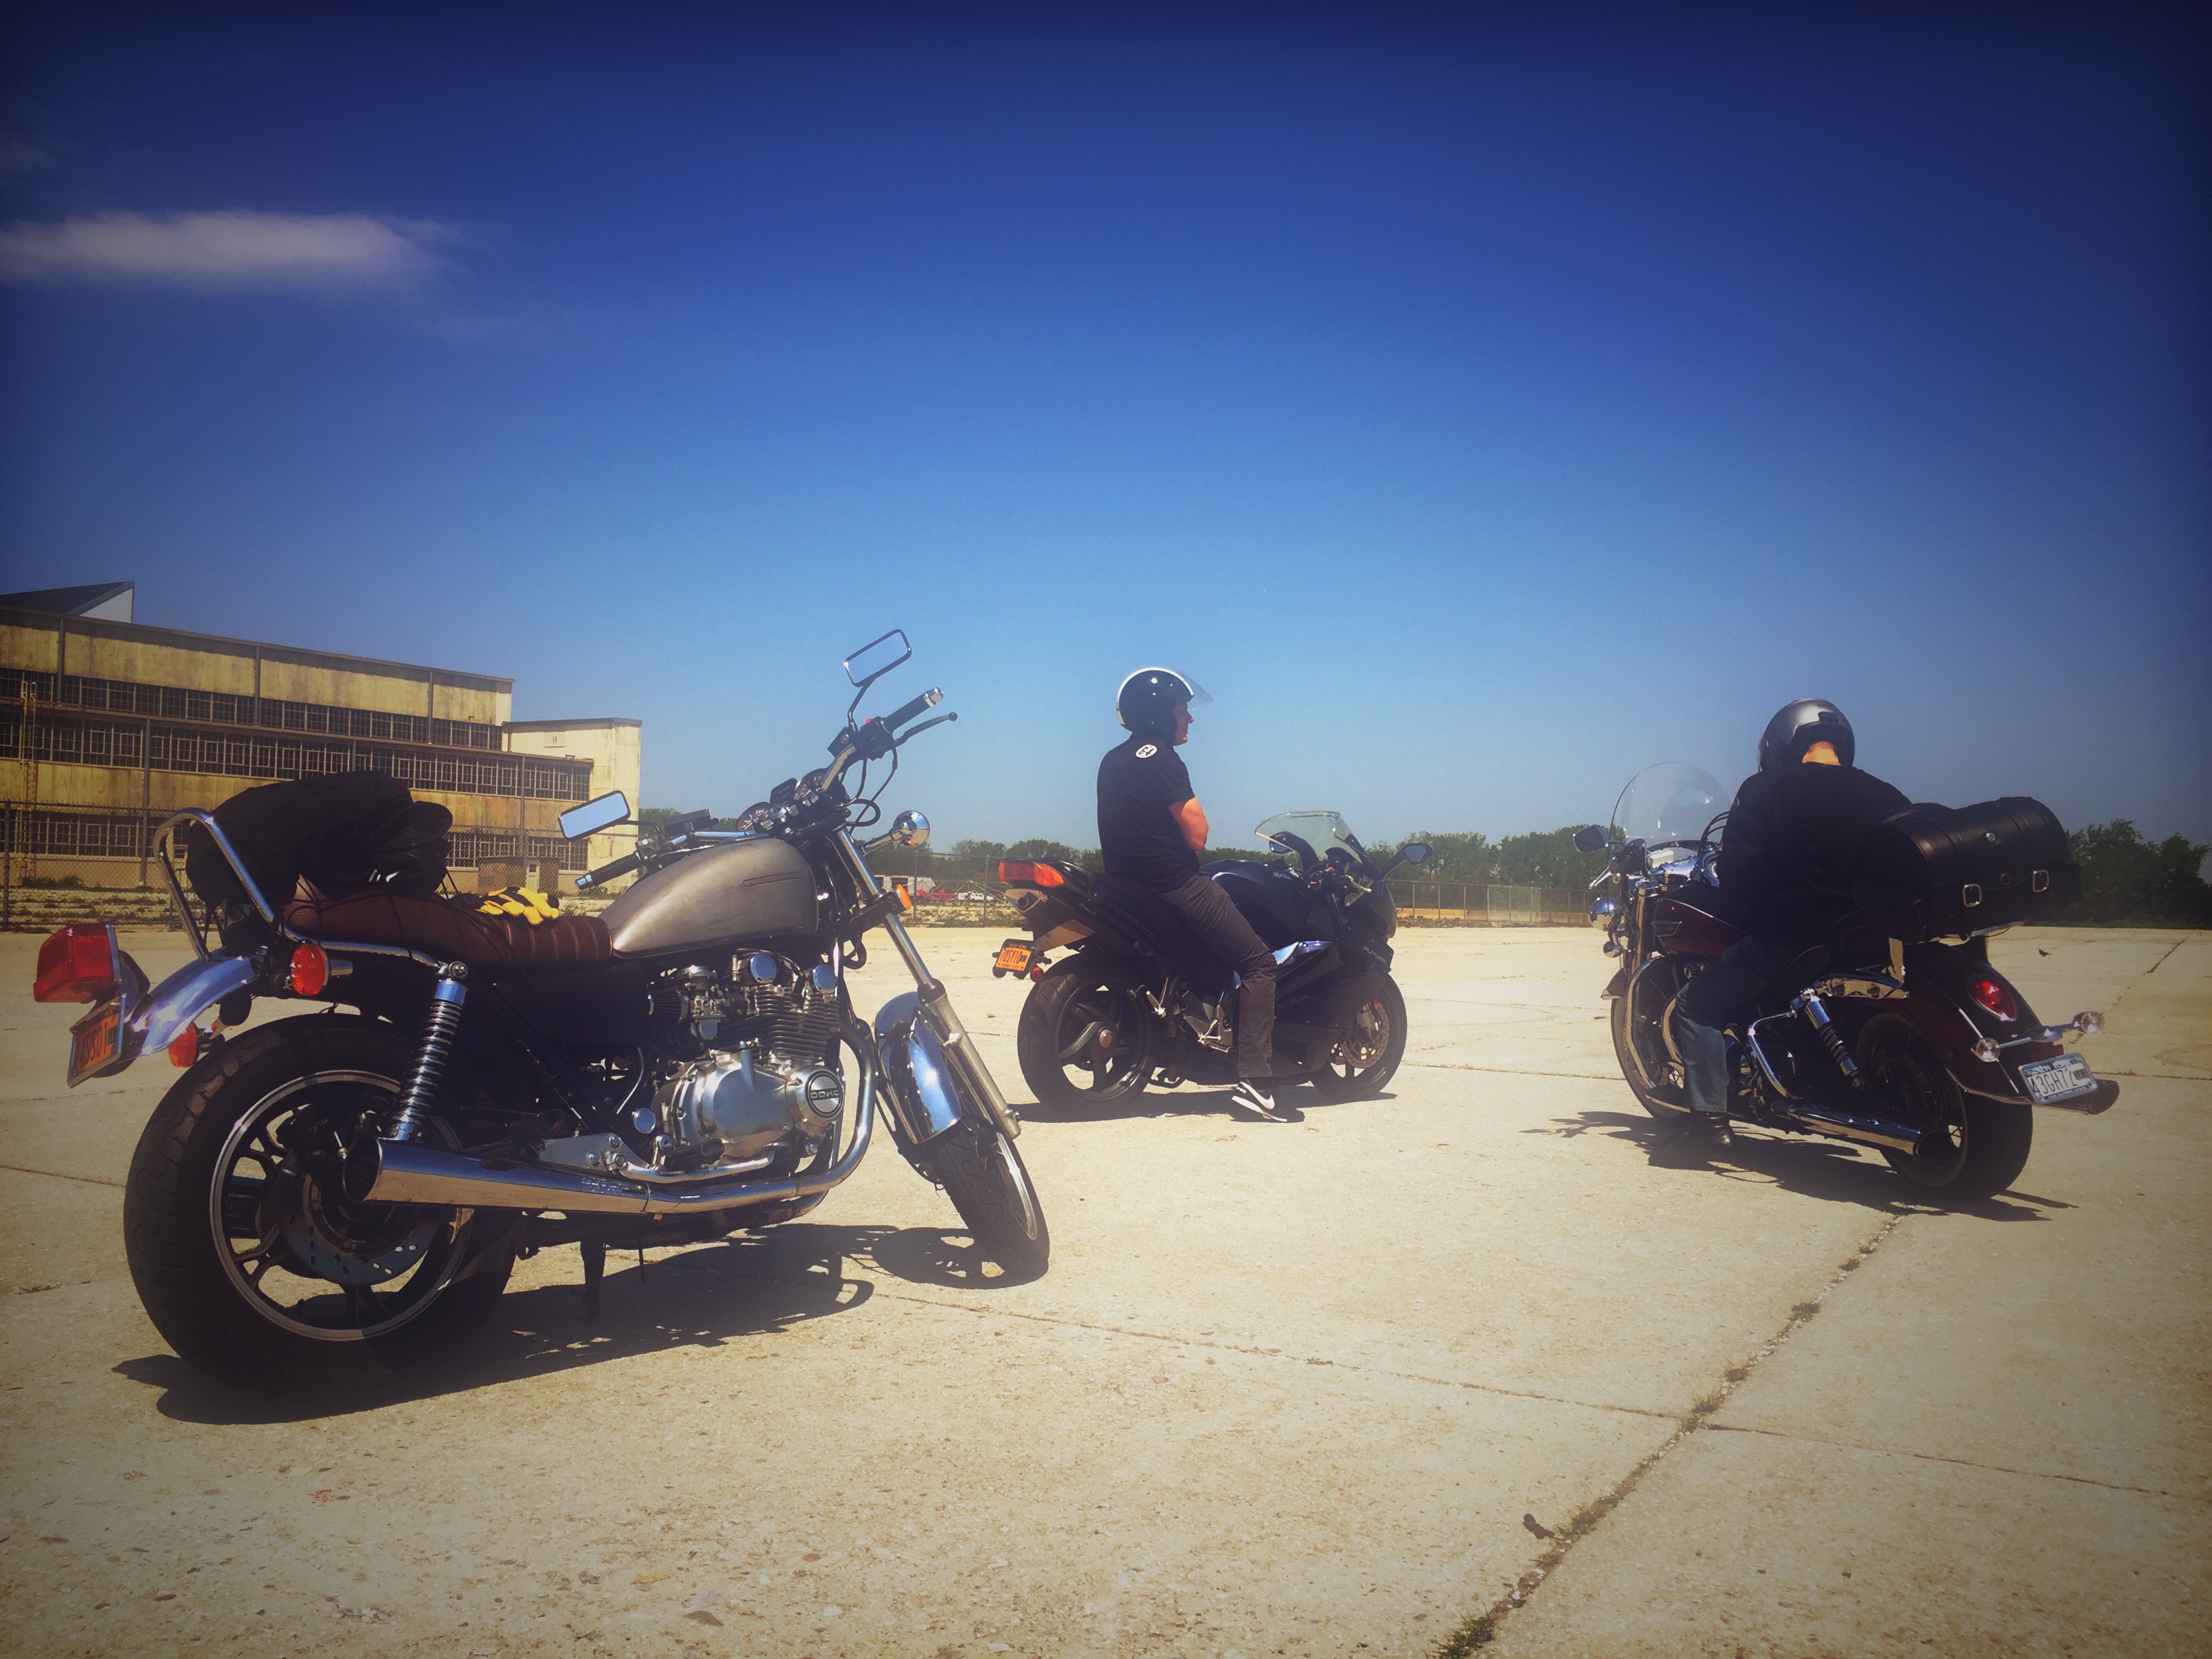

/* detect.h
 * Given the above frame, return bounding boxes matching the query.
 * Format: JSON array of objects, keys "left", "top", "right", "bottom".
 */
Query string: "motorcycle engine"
[{"left": 642, "top": 952, "right": 846, "bottom": 1170}]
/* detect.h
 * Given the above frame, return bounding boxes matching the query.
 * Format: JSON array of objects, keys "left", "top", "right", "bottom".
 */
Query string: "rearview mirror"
[
  {"left": 1398, "top": 841, "right": 1432, "bottom": 867},
  {"left": 560, "top": 791, "right": 631, "bottom": 840},
  {"left": 844, "top": 629, "right": 912, "bottom": 690},
  {"left": 1573, "top": 824, "right": 1608, "bottom": 855},
  {"left": 889, "top": 808, "right": 930, "bottom": 849}
]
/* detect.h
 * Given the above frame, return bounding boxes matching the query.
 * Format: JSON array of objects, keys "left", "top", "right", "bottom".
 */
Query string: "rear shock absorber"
[
  {"left": 1796, "top": 990, "right": 1864, "bottom": 1088},
  {"left": 390, "top": 963, "right": 469, "bottom": 1141}
]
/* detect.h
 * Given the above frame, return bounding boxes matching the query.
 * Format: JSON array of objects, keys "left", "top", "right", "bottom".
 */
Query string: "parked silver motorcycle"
[{"left": 35, "top": 631, "right": 1045, "bottom": 1389}]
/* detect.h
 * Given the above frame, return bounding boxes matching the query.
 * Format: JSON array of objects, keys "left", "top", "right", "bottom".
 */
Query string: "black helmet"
[
  {"left": 1115, "top": 665, "right": 1210, "bottom": 735},
  {"left": 1759, "top": 698, "right": 1855, "bottom": 771}
]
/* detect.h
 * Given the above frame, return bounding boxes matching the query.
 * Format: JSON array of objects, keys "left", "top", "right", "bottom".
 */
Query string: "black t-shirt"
[
  {"left": 1720, "top": 763, "right": 1912, "bottom": 948},
  {"left": 1097, "top": 734, "right": 1201, "bottom": 892}
]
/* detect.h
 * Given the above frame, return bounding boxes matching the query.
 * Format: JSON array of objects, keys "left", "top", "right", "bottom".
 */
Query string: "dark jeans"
[
  {"left": 1671, "top": 936, "right": 1816, "bottom": 1114},
  {"left": 1153, "top": 872, "right": 1277, "bottom": 1081}
]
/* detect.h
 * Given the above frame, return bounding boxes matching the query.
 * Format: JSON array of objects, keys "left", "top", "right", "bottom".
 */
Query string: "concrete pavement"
[{"left": 0, "top": 924, "right": 2203, "bottom": 1656}]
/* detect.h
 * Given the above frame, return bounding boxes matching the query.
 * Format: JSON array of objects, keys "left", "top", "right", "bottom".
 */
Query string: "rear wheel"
[
  {"left": 1307, "top": 975, "right": 1409, "bottom": 1101},
  {"left": 1860, "top": 1015, "right": 2031, "bottom": 1202},
  {"left": 932, "top": 1122, "right": 1050, "bottom": 1278},
  {"left": 124, "top": 1016, "right": 515, "bottom": 1389},
  {"left": 1016, "top": 957, "right": 1158, "bottom": 1110}
]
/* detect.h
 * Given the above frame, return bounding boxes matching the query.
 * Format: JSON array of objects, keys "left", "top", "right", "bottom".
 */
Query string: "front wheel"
[
  {"left": 1307, "top": 975, "right": 1409, "bottom": 1101},
  {"left": 123, "top": 1015, "right": 515, "bottom": 1389},
  {"left": 1859, "top": 1014, "right": 2032, "bottom": 1202},
  {"left": 932, "top": 1121, "right": 1050, "bottom": 1278},
  {"left": 1611, "top": 966, "right": 1691, "bottom": 1119}
]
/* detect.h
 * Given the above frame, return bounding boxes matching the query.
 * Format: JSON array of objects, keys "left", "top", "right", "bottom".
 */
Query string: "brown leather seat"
[{"left": 283, "top": 894, "right": 612, "bottom": 971}]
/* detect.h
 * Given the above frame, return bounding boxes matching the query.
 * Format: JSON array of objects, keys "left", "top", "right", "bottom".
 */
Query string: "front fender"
[
  {"left": 872, "top": 991, "right": 970, "bottom": 1151},
  {"left": 131, "top": 953, "right": 259, "bottom": 1057}
]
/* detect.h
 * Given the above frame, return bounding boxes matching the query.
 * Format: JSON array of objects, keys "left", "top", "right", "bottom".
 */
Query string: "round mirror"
[{"left": 891, "top": 808, "right": 930, "bottom": 849}]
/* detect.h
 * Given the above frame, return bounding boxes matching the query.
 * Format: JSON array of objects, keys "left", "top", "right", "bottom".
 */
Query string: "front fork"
[{"left": 832, "top": 833, "right": 1022, "bottom": 1140}]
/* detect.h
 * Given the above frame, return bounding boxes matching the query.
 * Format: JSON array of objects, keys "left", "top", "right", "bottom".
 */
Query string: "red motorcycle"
[{"left": 1583, "top": 764, "right": 2116, "bottom": 1201}]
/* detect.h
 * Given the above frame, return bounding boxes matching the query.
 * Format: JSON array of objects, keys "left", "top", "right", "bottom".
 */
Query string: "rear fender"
[{"left": 131, "top": 952, "right": 260, "bottom": 1058}]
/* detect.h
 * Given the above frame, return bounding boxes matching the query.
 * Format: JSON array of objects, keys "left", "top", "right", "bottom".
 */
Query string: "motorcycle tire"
[
  {"left": 1611, "top": 992, "right": 1689, "bottom": 1118},
  {"left": 1015, "top": 958, "right": 1158, "bottom": 1111},
  {"left": 931, "top": 1120, "right": 1050, "bottom": 1279},
  {"left": 1307, "top": 974, "right": 1410, "bottom": 1101},
  {"left": 124, "top": 1015, "right": 516, "bottom": 1389},
  {"left": 1858, "top": 1014, "right": 2032, "bottom": 1202}
]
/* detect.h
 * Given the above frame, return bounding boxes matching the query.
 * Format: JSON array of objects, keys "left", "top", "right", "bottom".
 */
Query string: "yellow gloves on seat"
[{"left": 476, "top": 886, "right": 562, "bottom": 924}]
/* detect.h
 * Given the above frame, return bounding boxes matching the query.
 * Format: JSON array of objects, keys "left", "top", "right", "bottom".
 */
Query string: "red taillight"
[
  {"left": 289, "top": 941, "right": 329, "bottom": 998},
  {"left": 1971, "top": 977, "right": 2018, "bottom": 1022},
  {"left": 996, "top": 859, "right": 1064, "bottom": 888},
  {"left": 168, "top": 1025, "right": 202, "bottom": 1068},
  {"left": 33, "top": 924, "right": 117, "bottom": 1004}
]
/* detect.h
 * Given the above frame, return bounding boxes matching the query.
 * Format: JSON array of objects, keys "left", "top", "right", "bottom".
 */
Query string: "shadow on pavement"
[
  {"left": 1527, "top": 1108, "right": 2064, "bottom": 1221},
  {"left": 1019, "top": 1082, "right": 1389, "bottom": 1126},
  {"left": 110, "top": 1220, "right": 1028, "bottom": 1425}
]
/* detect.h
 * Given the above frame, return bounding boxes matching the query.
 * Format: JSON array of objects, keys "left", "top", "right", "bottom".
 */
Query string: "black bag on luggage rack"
[
  {"left": 1858, "top": 796, "right": 2079, "bottom": 940},
  {"left": 184, "top": 773, "right": 452, "bottom": 944}
]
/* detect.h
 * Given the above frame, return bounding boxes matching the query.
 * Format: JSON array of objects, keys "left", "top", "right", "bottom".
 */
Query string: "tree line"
[{"left": 638, "top": 809, "right": 2210, "bottom": 927}]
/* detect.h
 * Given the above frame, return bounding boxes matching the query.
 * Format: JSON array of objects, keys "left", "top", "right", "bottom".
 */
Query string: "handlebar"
[
  {"left": 884, "top": 687, "right": 943, "bottom": 731},
  {"left": 575, "top": 852, "right": 640, "bottom": 891}
]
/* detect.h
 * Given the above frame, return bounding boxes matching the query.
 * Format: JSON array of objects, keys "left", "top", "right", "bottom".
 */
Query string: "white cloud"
[{"left": 0, "top": 209, "right": 448, "bottom": 291}]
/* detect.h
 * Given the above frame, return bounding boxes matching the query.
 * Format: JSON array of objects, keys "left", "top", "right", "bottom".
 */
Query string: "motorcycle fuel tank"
[
  {"left": 1206, "top": 861, "right": 1329, "bottom": 950},
  {"left": 604, "top": 836, "right": 819, "bottom": 958}
]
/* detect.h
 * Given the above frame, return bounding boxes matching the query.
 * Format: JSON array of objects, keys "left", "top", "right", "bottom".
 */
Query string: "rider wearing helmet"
[
  {"left": 1097, "top": 668, "right": 1282, "bottom": 1121},
  {"left": 1671, "top": 699, "right": 1910, "bottom": 1149}
]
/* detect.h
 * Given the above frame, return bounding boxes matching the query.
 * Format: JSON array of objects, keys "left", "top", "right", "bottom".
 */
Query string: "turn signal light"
[
  {"left": 289, "top": 941, "right": 329, "bottom": 998},
  {"left": 33, "top": 924, "right": 117, "bottom": 1004},
  {"left": 1970, "top": 977, "right": 2018, "bottom": 1021},
  {"left": 169, "top": 1025, "right": 202, "bottom": 1068},
  {"left": 996, "top": 860, "right": 1064, "bottom": 888}
]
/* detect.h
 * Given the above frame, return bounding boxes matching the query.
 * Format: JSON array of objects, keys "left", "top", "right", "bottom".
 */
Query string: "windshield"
[
  {"left": 1611, "top": 763, "right": 1729, "bottom": 848},
  {"left": 1253, "top": 810, "right": 1368, "bottom": 870}
]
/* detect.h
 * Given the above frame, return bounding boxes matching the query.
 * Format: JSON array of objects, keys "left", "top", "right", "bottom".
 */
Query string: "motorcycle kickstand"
[{"left": 579, "top": 1240, "right": 607, "bottom": 1322}]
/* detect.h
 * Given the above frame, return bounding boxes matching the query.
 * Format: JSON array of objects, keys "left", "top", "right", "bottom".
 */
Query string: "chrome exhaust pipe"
[
  {"left": 362, "top": 1023, "right": 877, "bottom": 1215},
  {"left": 1780, "top": 1103, "right": 1924, "bottom": 1154}
]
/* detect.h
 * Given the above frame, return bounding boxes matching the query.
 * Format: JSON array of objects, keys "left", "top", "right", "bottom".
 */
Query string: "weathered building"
[{"left": 1, "top": 583, "right": 639, "bottom": 893}]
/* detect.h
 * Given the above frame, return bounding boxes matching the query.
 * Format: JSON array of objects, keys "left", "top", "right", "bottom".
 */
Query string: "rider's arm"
[{"left": 1170, "top": 796, "right": 1208, "bottom": 853}]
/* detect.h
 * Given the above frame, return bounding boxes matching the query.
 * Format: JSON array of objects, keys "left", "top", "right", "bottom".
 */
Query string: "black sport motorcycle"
[
  {"left": 993, "top": 811, "right": 1431, "bottom": 1109},
  {"left": 1585, "top": 763, "right": 2118, "bottom": 1201},
  {"left": 34, "top": 631, "right": 1046, "bottom": 1390}
]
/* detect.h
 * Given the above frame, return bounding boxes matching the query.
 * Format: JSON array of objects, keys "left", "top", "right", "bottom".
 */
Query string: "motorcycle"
[
  {"left": 1583, "top": 762, "right": 2118, "bottom": 1200},
  {"left": 992, "top": 811, "right": 1431, "bottom": 1109},
  {"left": 33, "top": 630, "right": 1046, "bottom": 1389}
]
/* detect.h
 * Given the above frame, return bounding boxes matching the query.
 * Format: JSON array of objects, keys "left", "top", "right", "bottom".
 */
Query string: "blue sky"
[{"left": 3, "top": 4, "right": 2205, "bottom": 852}]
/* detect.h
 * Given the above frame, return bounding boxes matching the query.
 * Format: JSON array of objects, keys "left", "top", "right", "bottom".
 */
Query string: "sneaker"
[{"left": 1229, "top": 1079, "right": 1286, "bottom": 1122}]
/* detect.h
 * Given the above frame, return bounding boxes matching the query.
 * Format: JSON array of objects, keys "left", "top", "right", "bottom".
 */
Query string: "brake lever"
[{"left": 893, "top": 711, "right": 958, "bottom": 747}]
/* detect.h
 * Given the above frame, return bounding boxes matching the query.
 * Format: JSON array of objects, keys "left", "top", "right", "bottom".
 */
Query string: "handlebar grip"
[
  {"left": 577, "top": 852, "right": 640, "bottom": 890},
  {"left": 884, "top": 688, "right": 941, "bottom": 731}
]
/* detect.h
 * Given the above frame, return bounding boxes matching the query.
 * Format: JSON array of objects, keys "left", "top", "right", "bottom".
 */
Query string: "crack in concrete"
[
  {"left": 0, "top": 1162, "right": 124, "bottom": 1188},
  {"left": 1403, "top": 1060, "right": 1622, "bottom": 1081},
  {"left": 1432, "top": 1212, "right": 1910, "bottom": 1654},
  {"left": 684, "top": 1256, "right": 1686, "bottom": 1424},
  {"left": 1699, "top": 1422, "right": 2209, "bottom": 1505}
]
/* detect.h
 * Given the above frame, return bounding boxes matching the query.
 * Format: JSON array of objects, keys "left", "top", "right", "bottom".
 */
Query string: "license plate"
[
  {"left": 994, "top": 941, "right": 1034, "bottom": 975},
  {"left": 68, "top": 998, "right": 123, "bottom": 1085},
  {"left": 2020, "top": 1052, "right": 2095, "bottom": 1103}
]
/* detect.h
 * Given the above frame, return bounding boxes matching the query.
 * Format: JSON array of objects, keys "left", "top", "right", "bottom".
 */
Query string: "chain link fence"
[
  {"left": 0, "top": 800, "right": 596, "bottom": 930},
  {"left": 1, "top": 813, "right": 1595, "bottom": 932}
]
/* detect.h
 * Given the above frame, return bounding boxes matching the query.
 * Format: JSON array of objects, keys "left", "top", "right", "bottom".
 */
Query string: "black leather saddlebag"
[{"left": 1860, "top": 798, "right": 2079, "bottom": 939}]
